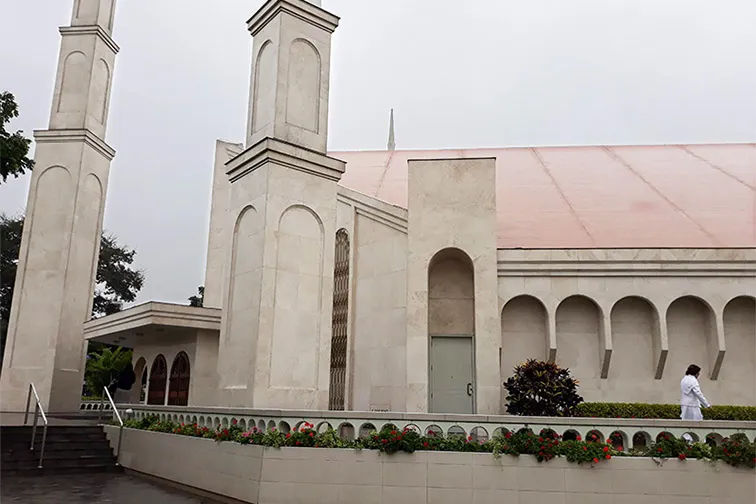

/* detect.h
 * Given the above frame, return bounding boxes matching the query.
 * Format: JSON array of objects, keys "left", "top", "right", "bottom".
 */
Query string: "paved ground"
[{"left": 0, "top": 473, "right": 223, "bottom": 503}]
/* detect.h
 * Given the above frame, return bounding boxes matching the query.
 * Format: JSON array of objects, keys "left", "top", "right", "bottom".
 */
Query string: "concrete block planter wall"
[{"left": 104, "top": 426, "right": 755, "bottom": 504}]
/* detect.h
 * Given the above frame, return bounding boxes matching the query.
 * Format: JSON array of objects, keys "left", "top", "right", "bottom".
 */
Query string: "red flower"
[
  {"left": 382, "top": 439, "right": 388, "bottom": 444},
  {"left": 286, "top": 433, "right": 291, "bottom": 438},
  {"left": 505, "top": 432, "right": 512, "bottom": 439},
  {"left": 467, "top": 436, "right": 473, "bottom": 442},
  {"left": 423, "top": 442, "right": 429, "bottom": 448},
  {"left": 605, "top": 454, "right": 611, "bottom": 460},
  {"left": 678, "top": 453, "right": 687, "bottom": 460},
  {"left": 391, "top": 430, "right": 397, "bottom": 435},
  {"left": 232, "top": 419, "right": 237, "bottom": 425},
  {"left": 576, "top": 435, "right": 582, "bottom": 441},
  {"left": 603, "top": 446, "right": 609, "bottom": 453},
  {"left": 309, "top": 432, "right": 314, "bottom": 437},
  {"left": 593, "top": 458, "right": 599, "bottom": 464}
]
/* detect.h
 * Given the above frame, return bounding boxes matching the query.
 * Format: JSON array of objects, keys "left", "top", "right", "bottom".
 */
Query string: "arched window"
[
  {"left": 328, "top": 229, "right": 350, "bottom": 410},
  {"left": 168, "top": 352, "right": 191, "bottom": 406},
  {"left": 147, "top": 355, "right": 167, "bottom": 405}
]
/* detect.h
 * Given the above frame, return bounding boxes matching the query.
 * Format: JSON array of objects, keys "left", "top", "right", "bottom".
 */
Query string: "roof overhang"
[{"left": 83, "top": 302, "right": 221, "bottom": 347}]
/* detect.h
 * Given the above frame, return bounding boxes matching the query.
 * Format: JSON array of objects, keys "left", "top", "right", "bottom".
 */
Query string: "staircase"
[{"left": 0, "top": 425, "right": 121, "bottom": 476}]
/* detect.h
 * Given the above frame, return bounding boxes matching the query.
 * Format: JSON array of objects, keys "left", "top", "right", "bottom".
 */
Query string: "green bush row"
[
  {"left": 119, "top": 415, "right": 756, "bottom": 469},
  {"left": 575, "top": 403, "right": 756, "bottom": 421}
]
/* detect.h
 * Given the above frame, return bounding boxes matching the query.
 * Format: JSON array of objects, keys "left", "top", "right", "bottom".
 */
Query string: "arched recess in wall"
[
  {"left": 91, "top": 59, "right": 110, "bottom": 124},
  {"left": 147, "top": 355, "right": 168, "bottom": 405},
  {"left": 665, "top": 296, "right": 714, "bottom": 399},
  {"left": 168, "top": 352, "right": 191, "bottom": 406},
  {"left": 286, "top": 38, "right": 321, "bottom": 132},
  {"left": 269, "top": 205, "right": 324, "bottom": 389},
  {"left": 251, "top": 40, "right": 275, "bottom": 135},
  {"left": 58, "top": 51, "right": 88, "bottom": 113},
  {"left": 10, "top": 166, "right": 73, "bottom": 368},
  {"left": 610, "top": 297, "right": 659, "bottom": 401},
  {"left": 555, "top": 295, "right": 602, "bottom": 400},
  {"left": 223, "top": 205, "right": 260, "bottom": 390},
  {"left": 720, "top": 296, "right": 755, "bottom": 404},
  {"left": 500, "top": 295, "right": 547, "bottom": 390},
  {"left": 131, "top": 357, "right": 147, "bottom": 404},
  {"left": 328, "top": 229, "right": 350, "bottom": 410},
  {"left": 428, "top": 248, "right": 475, "bottom": 414}
]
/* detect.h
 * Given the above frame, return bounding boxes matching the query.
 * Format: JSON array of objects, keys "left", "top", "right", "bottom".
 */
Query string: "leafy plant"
[
  {"left": 84, "top": 346, "right": 133, "bottom": 395},
  {"left": 576, "top": 402, "right": 756, "bottom": 421},
  {"left": 503, "top": 359, "right": 584, "bottom": 417},
  {"left": 0, "top": 91, "right": 34, "bottom": 184}
]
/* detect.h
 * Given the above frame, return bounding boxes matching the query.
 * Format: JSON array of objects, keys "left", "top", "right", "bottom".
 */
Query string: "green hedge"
[{"left": 575, "top": 403, "right": 756, "bottom": 421}]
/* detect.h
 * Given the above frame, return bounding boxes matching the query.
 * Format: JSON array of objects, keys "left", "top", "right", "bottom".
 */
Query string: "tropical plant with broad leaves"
[
  {"left": 503, "top": 359, "right": 584, "bottom": 417},
  {"left": 84, "top": 346, "right": 132, "bottom": 396}
]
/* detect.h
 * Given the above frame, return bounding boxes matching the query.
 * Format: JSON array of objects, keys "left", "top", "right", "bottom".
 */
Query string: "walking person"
[{"left": 680, "top": 364, "right": 711, "bottom": 421}]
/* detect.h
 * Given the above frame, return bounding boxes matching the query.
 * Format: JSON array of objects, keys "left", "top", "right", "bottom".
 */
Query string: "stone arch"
[
  {"left": 428, "top": 248, "right": 475, "bottom": 414},
  {"left": 328, "top": 228, "right": 350, "bottom": 411},
  {"left": 251, "top": 40, "right": 275, "bottom": 134},
  {"left": 632, "top": 431, "right": 651, "bottom": 449},
  {"left": 501, "top": 295, "right": 548, "bottom": 409},
  {"left": 610, "top": 296, "right": 659, "bottom": 399},
  {"left": 147, "top": 355, "right": 167, "bottom": 405},
  {"left": 270, "top": 205, "right": 324, "bottom": 389},
  {"left": 665, "top": 296, "right": 714, "bottom": 399},
  {"left": 286, "top": 38, "right": 321, "bottom": 132},
  {"left": 167, "top": 351, "right": 191, "bottom": 406},
  {"left": 223, "top": 205, "right": 260, "bottom": 392},
  {"left": 720, "top": 296, "right": 755, "bottom": 403},
  {"left": 58, "top": 51, "right": 88, "bottom": 113},
  {"left": 131, "top": 357, "right": 147, "bottom": 404},
  {"left": 555, "top": 295, "right": 602, "bottom": 400}
]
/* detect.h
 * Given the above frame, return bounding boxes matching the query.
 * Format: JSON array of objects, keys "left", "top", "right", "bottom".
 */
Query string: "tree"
[
  {"left": 84, "top": 346, "right": 133, "bottom": 397},
  {"left": 0, "top": 92, "right": 34, "bottom": 183},
  {"left": 0, "top": 214, "right": 145, "bottom": 365},
  {"left": 188, "top": 286, "right": 204, "bottom": 307},
  {"left": 503, "top": 359, "right": 584, "bottom": 417}
]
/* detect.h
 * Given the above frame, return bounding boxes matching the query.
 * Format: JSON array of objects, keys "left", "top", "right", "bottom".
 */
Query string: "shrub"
[
  {"left": 575, "top": 403, "right": 756, "bottom": 421},
  {"left": 503, "top": 359, "right": 583, "bottom": 417}
]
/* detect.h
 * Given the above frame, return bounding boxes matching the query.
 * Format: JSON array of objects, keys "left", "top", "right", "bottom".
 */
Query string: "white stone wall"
[
  {"left": 498, "top": 249, "right": 756, "bottom": 408},
  {"left": 104, "top": 426, "right": 755, "bottom": 504}
]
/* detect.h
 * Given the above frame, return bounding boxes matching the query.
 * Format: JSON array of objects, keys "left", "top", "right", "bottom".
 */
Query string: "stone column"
[
  {"left": 215, "top": 0, "right": 344, "bottom": 409},
  {"left": 0, "top": 0, "right": 119, "bottom": 413}
]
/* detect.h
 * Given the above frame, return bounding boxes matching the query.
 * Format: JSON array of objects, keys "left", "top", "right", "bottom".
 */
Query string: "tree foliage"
[
  {"left": 503, "top": 359, "right": 584, "bottom": 417},
  {"left": 188, "top": 286, "right": 204, "bottom": 307},
  {"left": 0, "top": 91, "right": 34, "bottom": 183},
  {"left": 84, "top": 346, "right": 133, "bottom": 396},
  {"left": 0, "top": 214, "right": 145, "bottom": 365}
]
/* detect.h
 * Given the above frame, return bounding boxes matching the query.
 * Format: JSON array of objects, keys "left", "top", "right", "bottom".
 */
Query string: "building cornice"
[
  {"left": 226, "top": 137, "right": 346, "bottom": 183},
  {"left": 59, "top": 25, "right": 120, "bottom": 54},
  {"left": 83, "top": 302, "right": 222, "bottom": 339},
  {"left": 337, "top": 187, "right": 408, "bottom": 234},
  {"left": 247, "top": 0, "right": 339, "bottom": 36},
  {"left": 497, "top": 248, "right": 756, "bottom": 277},
  {"left": 34, "top": 129, "right": 116, "bottom": 160}
]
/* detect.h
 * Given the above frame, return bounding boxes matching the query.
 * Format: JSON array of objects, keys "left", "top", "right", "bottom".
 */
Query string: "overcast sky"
[{"left": 1, "top": 0, "right": 754, "bottom": 305}]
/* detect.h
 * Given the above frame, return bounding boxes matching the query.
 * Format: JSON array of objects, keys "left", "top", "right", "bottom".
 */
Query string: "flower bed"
[
  {"left": 576, "top": 402, "right": 756, "bottom": 421},
  {"left": 122, "top": 415, "right": 755, "bottom": 469}
]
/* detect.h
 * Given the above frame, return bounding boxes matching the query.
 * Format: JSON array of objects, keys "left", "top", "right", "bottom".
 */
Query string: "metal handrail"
[
  {"left": 99, "top": 387, "right": 123, "bottom": 465},
  {"left": 24, "top": 383, "right": 48, "bottom": 468}
]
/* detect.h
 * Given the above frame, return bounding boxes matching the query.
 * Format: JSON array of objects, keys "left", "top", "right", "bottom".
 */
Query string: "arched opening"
[
  {"left": 610, "top": 297, "right": 658, "bottom": 401},
  {"left": 720, "top": 297, "right": 755, "bottom": 403},
  {"left": 555, "top": 295, "right": 602, "bottom": 400},
  {"left": 168, "top": 352, "right": 191, "bottom": 406},
  {"left": 147, "top": 355, "right": 167, "bottom": 405},
  {"left": 328, "top": 228, "right": 350, "bottom": 411},
  {"left": 501, "top": 295, "right": 547, "bottom": 410},
  {"left": 665, "top": 297, "right": 713, "bottom": 401},
  {"left": 130, "top": 357, "right": 147, "bottom": 404},
  {"left": 428, "top": 248, "right": 475, "bottom": 414}
]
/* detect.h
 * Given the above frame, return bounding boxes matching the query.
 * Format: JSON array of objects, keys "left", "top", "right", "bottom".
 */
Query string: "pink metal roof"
[{"left": 331, "top": 144, "right": 756, "bottom": 249}]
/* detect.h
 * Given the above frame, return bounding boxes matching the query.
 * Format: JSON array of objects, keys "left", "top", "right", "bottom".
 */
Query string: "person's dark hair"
[{"left": 685, "top": 364, "right": 701, "bottom": 376}]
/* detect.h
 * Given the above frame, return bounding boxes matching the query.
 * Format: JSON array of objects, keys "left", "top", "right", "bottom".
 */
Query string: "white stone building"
[{"left": 2, "top": 0, "right": 754, "bottom": 415}]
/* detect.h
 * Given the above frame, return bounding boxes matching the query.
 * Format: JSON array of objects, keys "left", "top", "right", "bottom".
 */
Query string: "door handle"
[{"left": 466, "top": 383, "right": 473, "bottom": 396}]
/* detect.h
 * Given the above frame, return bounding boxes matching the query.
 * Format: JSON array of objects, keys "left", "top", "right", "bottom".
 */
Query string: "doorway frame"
[{"left": 428, "top": 334, "right": 476, "bottom": 414}]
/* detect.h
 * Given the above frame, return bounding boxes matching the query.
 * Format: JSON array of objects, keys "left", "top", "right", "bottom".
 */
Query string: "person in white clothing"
[{"left": 680, "top": 364, "right": 711, "bottom": 421}]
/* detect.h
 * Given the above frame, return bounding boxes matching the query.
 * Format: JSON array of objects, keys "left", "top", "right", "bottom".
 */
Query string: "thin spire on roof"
[{"left": 387, "top": 108, "right": 396, "bottom": 151}]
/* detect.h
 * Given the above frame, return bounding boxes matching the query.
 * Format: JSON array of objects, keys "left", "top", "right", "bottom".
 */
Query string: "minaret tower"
[
  {"left": 387, "top": 108, "right": 396, "bottom": 151},
  {"left": 216, "top": 0, "right": 345, "bottom": 409},
  {"left": 0, "top": 0, "right": 119, "bottom": 413}
]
